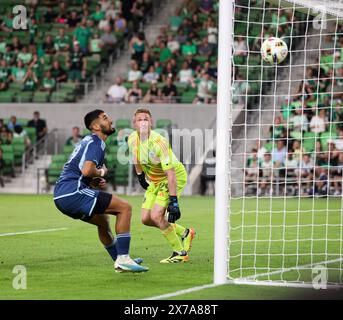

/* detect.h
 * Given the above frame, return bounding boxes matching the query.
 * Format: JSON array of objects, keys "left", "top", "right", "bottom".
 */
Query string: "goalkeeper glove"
[
  {"left": 167, "top": 196, "right": 181, "bottom": 223},
  {"left": 137, "top": 172, "right": 149, "bottom": 190}
]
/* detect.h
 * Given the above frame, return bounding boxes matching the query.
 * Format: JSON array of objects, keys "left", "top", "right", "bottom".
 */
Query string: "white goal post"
[{"left": 214, "top": 0, "right": 343, "bottom": 287}]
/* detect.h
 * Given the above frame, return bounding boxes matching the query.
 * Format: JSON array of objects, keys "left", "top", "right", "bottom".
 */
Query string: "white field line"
[
  {"left": 144, "top": 258, "right": 343, "bottom": 299},
  {"left": 0, "top": 227, "right": 68, "bottom": 237},
  {"left": 143, "top": 283, "right": 224, "bottom": 300}
]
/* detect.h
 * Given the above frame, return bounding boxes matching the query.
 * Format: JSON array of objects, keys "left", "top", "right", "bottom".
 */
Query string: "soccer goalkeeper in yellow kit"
[{"left": 128, "top": 108, "right": 195, "bottom": 263}]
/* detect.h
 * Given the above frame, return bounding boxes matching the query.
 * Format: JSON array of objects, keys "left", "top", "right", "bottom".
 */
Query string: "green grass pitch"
[{"left": 0, "top": 194, "right": 342, "bottom": 300}]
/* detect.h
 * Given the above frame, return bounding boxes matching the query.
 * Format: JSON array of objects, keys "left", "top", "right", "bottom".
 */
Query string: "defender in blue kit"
[{"left": 54, "top": 109, "right": 148, "bottom": 273}]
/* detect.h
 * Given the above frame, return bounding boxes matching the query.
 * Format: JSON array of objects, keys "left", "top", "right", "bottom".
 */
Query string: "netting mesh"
[{"left": 229, "top": 0, "right": 343, "bottom": 285}]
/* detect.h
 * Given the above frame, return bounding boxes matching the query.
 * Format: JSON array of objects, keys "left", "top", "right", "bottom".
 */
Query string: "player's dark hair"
[{"left": 84, "top": 109, "right": 104, "bottom": 130}]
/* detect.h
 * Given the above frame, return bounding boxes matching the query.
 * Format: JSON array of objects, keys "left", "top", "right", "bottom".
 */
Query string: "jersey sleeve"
[
  {"left": 155, "top": 137, "right": 174, "bottom": 171},
  {"left": 84, "top": 141, "right": 103, "bottom": 167}
]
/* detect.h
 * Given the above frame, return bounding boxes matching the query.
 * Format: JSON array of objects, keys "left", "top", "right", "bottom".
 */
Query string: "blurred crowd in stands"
[
  {"left": 0, "top": 0, "right": 154, "bottom": 101},
  {"left": 105, "top": 0, "right": 219, "bottom": 104},
  {"left": 244, "top": 25, "right": 343, "bottom": 197}
]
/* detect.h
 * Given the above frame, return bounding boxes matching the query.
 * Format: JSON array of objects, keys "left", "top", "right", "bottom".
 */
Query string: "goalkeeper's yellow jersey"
[{"left": 128, "top": 130, "right": 186, "bottom": 186}]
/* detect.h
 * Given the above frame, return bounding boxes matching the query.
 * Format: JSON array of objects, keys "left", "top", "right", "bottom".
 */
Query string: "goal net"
[{"left": 227, "top": 0, "right": 343, "bottom": 287}]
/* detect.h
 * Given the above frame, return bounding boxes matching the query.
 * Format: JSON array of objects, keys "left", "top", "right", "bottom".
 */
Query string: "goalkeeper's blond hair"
[{"left": 134, "top": 108, "right": 152, "bottom": 118}]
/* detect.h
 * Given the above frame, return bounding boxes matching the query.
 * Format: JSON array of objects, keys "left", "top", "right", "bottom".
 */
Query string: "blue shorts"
[{"left": 54, "top": 188, "right": 112, "bottom": 222}]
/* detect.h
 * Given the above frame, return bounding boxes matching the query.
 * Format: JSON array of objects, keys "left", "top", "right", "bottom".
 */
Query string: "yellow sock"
[
  {"left": 172, "top": 223, "right": 187, "bottom": 238},
  {"left": 161, "top": 224, "right": 184, "bottom": 253}
]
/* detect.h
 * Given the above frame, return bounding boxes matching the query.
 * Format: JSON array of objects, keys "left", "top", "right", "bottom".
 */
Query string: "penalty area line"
[
  {"left": 0, "top": 227, "right": 68, "bottom": 237},
  {"left": 143, "top": 283, "right": 225, "bottom": 300}
]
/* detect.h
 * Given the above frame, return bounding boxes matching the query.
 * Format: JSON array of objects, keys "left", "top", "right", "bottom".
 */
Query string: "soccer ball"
[{"left": 261, "top": 37, "right": 288, "bottom": 64}]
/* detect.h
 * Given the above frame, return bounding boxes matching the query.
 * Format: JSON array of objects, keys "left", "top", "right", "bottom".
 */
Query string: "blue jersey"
[{"left": 54, "top": 134, "right": 106, "bottom": 199}]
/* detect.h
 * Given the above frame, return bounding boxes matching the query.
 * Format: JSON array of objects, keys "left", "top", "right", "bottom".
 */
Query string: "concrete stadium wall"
[
  {"left": 0, "top": 103, "right": 216, "bottom": 129},
  {"left": 0, "top": 103, "right": 218, "bottom": 149}
]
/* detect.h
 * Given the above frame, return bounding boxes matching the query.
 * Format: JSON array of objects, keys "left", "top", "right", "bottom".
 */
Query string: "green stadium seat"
[
  {"left": 52, "top": 154, "right": 68, "bottom": 163},
  {"left": 12, "top": 136, "right": 25, "bottom": 144},
  {"left": 0, "top": 144, "right": 13, "bottom": 153},
  {"left": 50, "top": 163, "right": 65, "bottom": 172},
  {"left": 114, "top": 163, "right": 129, "bottom": 186},
  {"left": 181, "top": 91, "right": 197, "bottom": 103},
  {"left": 82, "top": 128, "right": 91, "bottom": 136},
  {"left": 249, "top": 82, "right": 261, "bottom": 94},
  {"left": 115, "top": 119, "right": 131, "bottom": 130},
  {"left": 234, "top": 22, "right": 247, "bottom": 35},
  {"left": 13, "top": 143, "right": 26, "bottom": 166},
  {"left": 47, "top": 175, "right": 59, "bottom": 184},
  {"left": 51, "top": 23, "right": 67, "bottom": 29},
  {"left": 63, "top": 145, "right": 75, "bottom": 156},
  {"left": 0, "top": 91, "right": 14, "bottom": 103},
  {"left": 24, "top": 127, "right": 37, "bottom": 145},
  {"left": 17, "top": 118, "right": 29, "bottom": 127},
  {"left": 48, "top": 161, "right": 64, "bottom": 172},
  {"left": 50, "top": 92, "right": 68, "bottom": 103},
  {"left": 249, "top": 24, "right": 263, "bottom": 37},
  {"left": 105, "top": 154, "right": 116, "bottom": 169},
  {"left": 15, "top": 92, "right": 33, "bottom": 103},
  {"left": 32, "top": 92, "right": 50, "bottom": 103},
  {"left": 156, "top": 119, "right": 172, "bottom": 129},
  {"left": 249, "top": 10, "right": 262, "bottom": 22},
  {"left": 248, "top": 55, "right": 261, "bottom": 66},
  {"left": 234, "top": 55, "right": 245, "bottom": 65},
  {"left": 60, "top": 82, "right": 78, "bottom": 93},
  {"left": 87, "top": 57, "right": 101, "bottom": 73},
  {"left": 107, "top": 145, "right": 119, "bottom": 156},
  {"left": 175, "top": 82, "right": 189, "bottom": 94},
  {"left": 138, "top": 82, "right": 151, "bottom": 94},
  {"left": 1, "top": 145, "right": 14, "bottom": 175},
  {"left": 122, "top": 82, "right": 133, "bottom": 90},
  {"left": 8, "top": 82, "right": 23, "bottom": 92}
]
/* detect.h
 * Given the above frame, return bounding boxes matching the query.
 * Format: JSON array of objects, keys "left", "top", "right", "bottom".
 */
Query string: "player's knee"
[
  {"left": 141, "top": 214, "right": 150, "bottom": 225},
  {"left": 122, "top": 201, "right": 132, "bottom": 217},
  {"left": 150, "top": 211, "right": 163, "bottom": 224}
]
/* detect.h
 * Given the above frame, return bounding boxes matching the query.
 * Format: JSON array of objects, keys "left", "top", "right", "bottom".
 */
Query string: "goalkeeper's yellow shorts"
[{"left": 141, "top": 171, "right": 187, "bottom": 210}]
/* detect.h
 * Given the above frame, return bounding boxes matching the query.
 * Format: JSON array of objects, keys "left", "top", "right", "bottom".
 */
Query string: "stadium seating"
[
  {"left": 0, "top": 115, "right": 45, "bottom": 179},
  {"left": 102, "top": 0, "right": 307, "bottom": 105},
  {"left": 12, "top": 137, "right": 26, "bottom": 166},
  {"left": 244, "top": 9, "right": 343, "bottom": 197},
  {"left": 156, "top": 119, "right": 172, "bottom": 129},
  {"left": 0, "top": 0, "right": 157, "bottom": 103},
  {"left": 0, "top": 144, "right": 14, "bottom": 176}
]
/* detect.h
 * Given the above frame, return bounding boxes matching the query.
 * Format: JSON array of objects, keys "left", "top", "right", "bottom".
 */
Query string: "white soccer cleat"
[{"left": 114, "top": 255, "right": 149, "bottom": 273}]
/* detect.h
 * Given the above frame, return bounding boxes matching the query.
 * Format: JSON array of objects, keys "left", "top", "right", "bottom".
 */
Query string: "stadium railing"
[{"left": 21, "top": 128, "right": 58, "bottom": 174}]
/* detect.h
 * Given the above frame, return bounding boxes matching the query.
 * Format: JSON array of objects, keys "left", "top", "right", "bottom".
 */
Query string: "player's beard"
[{"left": 101, "top": 124, "right": 116, "bottom": 136}]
